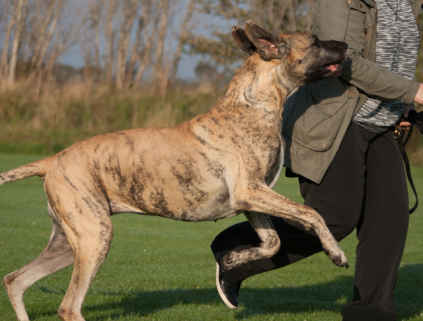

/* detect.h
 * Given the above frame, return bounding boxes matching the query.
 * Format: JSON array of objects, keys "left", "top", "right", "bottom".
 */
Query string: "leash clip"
[{"left": 393, "top": 124, "right": 401, "bottom": 139}]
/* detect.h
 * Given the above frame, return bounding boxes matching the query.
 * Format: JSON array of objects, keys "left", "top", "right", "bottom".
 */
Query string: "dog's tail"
[{"left": 0, "top": 156, "right": 55, "bottom": 185}]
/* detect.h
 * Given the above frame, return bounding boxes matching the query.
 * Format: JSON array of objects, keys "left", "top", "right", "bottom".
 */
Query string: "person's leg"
[
  {"left": 212, "top": 123, "right": 370, "bottom": 295},
  {"left": 341, "top": 129, "right": 409, "bottom": 321}
]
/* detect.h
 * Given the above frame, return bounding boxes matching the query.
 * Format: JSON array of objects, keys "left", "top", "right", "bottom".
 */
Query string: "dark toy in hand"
[{"left": 407, "top": 109, "right": 423, "bottom": 134}]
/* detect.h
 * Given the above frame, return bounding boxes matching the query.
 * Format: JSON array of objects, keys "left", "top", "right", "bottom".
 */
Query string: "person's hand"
[
  {"left": 414, "top": 83, "right": 423, "bottom": 105},
  {"left": 399, "top": 104, "right": 416, "bottom": 130}
]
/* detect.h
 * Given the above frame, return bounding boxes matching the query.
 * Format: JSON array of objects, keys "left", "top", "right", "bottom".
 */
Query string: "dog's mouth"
[
  {"left": 305, "top": 59, "right": 345, "bottom": 83},
  {"left": 325, "top": 63, "right": 341, "bottom": 72},
  {"left": 322, "top": 61, "right": 343, "bottom": 77}
]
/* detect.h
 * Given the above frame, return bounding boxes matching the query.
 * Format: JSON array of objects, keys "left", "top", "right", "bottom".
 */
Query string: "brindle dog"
[{"left": 1, "top": 21, "right": 348, "bottom": 321}]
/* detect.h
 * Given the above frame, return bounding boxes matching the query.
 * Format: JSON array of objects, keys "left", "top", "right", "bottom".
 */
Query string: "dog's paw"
[
  {"left": 220, "top": 253, "right": 242, "bottom": 272},
  {"left": 325, "top": 249, "right": 348, "bottom": 269}
]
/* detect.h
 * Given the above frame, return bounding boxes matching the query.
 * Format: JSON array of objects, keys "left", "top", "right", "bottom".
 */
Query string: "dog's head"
[{"left": 233, "top": 21, "right": 347, "bottom": 87}]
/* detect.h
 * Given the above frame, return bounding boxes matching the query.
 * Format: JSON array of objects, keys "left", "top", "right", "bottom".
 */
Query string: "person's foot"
[{"left": 216, "top": 262, "right": 242, "bottom": 309}]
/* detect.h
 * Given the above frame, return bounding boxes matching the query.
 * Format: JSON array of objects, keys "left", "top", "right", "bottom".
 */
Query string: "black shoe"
[{"left": 216, "top": 262, "right": 242, "bottom": 309}]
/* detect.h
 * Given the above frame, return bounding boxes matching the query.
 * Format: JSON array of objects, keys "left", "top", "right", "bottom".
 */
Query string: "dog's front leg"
[
  {"left": 224, "top": 184, "right": 348, "bottom": 271},
  {"left": 219, "top": 212, "right": 281, "bottom": 272}
]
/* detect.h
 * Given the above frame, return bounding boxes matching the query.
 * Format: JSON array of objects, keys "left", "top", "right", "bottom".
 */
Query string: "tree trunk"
[
  {"left": 29, "top": 3, "right": 56, "bottom": 68},
  {"left": 132, "top": 1, "right": 154, "bottom": 89},
  {"left": 168, "top": 0, "right": 195, "bottom": 87},
  {"left": 0, "top": 13, "right": 16, "bottom": 82},
  {"left": 94, "top": 1, "right": 101, "bottom": 74},
  {"left": 34, "top": 0, "right": 64, "bottom": 79},
  {"left": 115, "top": 1, "right": 137, "bottom": 90},
  {"left": 8, "top": 0, "right": 28, "bottom": 87},
  {"left": 105, "top": 0, "right": 115, "bottom": 87},
  {"left": 153, "top": 0, "right": 169, "bottom": 97}
]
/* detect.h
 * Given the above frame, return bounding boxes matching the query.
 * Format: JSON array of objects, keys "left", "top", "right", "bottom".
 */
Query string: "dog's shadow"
[{"left": 31, "top": 264, "right": 423, "bottom": 320}]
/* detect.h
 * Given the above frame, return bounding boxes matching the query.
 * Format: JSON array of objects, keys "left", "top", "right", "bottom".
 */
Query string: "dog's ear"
[
  {"left": 244, "top": 20, "right": 289, "bottom": 60},
  {"left": 232, "top": 26, "right": 256, "bottom": 55}
]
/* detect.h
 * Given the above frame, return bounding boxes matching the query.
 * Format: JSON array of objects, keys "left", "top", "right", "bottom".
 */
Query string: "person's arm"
[
  {"left": 314, "top": 0, "right": 420, "bottom": 105},
  {"left": 340, "top": 55, "right": 419, "bottom": 104}
]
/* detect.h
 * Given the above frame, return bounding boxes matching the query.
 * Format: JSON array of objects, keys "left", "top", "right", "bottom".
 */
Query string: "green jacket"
[{"left": 283, "top": 0, "right": 422, "bottom": 183}]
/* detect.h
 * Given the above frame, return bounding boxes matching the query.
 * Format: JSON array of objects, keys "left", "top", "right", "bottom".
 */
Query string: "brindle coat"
[{"left": 1, "top": 21, "right": 348, "bottom": 321}]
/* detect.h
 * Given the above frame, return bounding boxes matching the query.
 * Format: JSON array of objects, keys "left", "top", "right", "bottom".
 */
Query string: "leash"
[{"left": 393, "top": 125, "right": 418, "bottom": 214}]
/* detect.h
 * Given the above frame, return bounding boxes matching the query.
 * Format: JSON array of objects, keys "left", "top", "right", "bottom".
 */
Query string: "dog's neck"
[{"left": 218, "top": 54, "right": 300, "bottom": 118}]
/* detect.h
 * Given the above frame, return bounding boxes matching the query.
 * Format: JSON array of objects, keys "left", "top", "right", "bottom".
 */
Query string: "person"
[{"left": 211, "top": 0, "right": 423, "bottom": 320}]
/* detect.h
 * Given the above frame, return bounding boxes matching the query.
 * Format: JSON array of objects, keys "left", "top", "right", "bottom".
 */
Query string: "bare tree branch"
[
  {"left": 8, "top": 0, "right": 29, "bottom": 86},
  {"left": 168, "top": 0, "right": 196, "bottom": 86}
]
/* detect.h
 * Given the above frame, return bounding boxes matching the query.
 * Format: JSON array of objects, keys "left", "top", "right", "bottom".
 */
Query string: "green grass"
[{"left": 0, "top": 153, "right": 423, "bottom": 320}]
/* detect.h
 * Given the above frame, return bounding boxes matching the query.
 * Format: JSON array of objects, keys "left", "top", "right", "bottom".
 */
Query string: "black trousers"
[{"left": 211, "top": 123, "right": 409, "bottom": 321}]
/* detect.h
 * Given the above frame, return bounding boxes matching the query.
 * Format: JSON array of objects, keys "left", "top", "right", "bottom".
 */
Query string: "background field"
[
  {"left": 1, "top": 153, "right": 423, "bottom": 320},
  {"left": 1, "top": 2, "right": 423, "bottom": 319}
]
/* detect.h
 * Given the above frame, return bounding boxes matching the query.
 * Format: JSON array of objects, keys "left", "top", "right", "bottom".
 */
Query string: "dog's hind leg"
[
  {"left": 50, "top": 195, "right": 113, "bottom": 321},
  {"left": 3, "top": 207, "right": 74, "bottom": 321},
  {"left": 219, "top": 211, "right": 281, "bottom": 271}
]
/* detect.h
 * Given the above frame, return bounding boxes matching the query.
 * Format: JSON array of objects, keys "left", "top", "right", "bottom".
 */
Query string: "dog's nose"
[{"left": 333, "top": 41, "right": 348, "bottom": 50}]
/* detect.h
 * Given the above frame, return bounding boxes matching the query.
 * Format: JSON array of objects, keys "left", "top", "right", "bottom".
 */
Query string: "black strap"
[{"left": 395, "top": 126, "right": 418, "bottom": 215}]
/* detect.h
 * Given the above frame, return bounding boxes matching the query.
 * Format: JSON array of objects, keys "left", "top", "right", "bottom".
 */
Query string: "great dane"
[{"left": 1, "top": 21, "right": 348, "bottom": 321}]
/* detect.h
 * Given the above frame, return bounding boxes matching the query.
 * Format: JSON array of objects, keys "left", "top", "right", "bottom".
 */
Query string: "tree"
[
  {"left": 8, "top": 0, "right": 29, "bottom": 86},
  {"left": 0, "top": 0, "right": 17, "bottom": 83},
  {"left": 80, "top": 0, "right": 102, "bottom": 84},
  {"left": 151, "top": 0, "right": 197, "bottom": 96},
  {"left": 80, "top": 0, "right": 198, "bottom": 95},
  {"left": 0, "top": 0, "right": 80, "bottom": 90}
]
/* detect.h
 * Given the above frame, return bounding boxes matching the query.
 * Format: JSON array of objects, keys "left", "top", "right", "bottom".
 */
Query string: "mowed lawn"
[{"left": 0, "top": 153, "right": 423, "bottom": 321}]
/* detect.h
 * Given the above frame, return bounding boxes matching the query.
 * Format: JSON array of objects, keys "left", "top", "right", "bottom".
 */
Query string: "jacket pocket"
[{"left": 283, "top": 79, "right": 355, "bottom": 152}]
